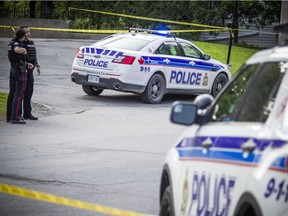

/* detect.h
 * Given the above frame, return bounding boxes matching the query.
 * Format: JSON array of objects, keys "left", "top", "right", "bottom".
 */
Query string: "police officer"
[
  {"left": 21, "top": 26, "right": 40, "bottom": 120},
  {"left": 6, "top": 29, "right": 33, "bottom": 124}
]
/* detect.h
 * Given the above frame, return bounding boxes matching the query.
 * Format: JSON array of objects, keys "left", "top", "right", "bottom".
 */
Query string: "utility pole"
[
  {"left": 278, "top": 0, "right": 288, "bottom": 46},
  {"left": 226, "top": 1, "right": 238, "bottom": 65}
]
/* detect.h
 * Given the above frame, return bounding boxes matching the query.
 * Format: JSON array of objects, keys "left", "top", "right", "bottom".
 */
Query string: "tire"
[
  {"left": 141, "top": 74, "right": 165, "bottom": 104},
  {"left": 211, "top": 73, "right": 228, "bottom": 97},
  {"left": 234, "top": 193, "right": 262, "bottom": 216},
  {"left": 82, "top": 85, "right": 103, "bottom": 96},
  {"left": 160, "top": 186, "right": 175, "bottom": 216}
]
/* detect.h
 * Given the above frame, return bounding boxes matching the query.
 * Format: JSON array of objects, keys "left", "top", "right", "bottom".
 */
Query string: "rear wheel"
[
  {"left": 160, "top": 186, "right": 174, "bottom": 216},
  {"left": 211, "top": 73, "right": 228, "bottom": 97},
  {"left": 82, "top": 85, "right": 103, "bottom": 96},
  {"left": 141, "top": 74, "right": 165, "bottom": 104}
]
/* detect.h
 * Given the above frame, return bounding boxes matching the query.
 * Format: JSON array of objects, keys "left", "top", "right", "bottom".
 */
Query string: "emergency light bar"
[{"left": 128, "top": 27, "right": 173, "bottom": 37}]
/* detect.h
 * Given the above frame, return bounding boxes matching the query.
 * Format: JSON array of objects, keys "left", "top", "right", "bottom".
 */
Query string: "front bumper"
[{"left": 71, "top": 72, "right": 146, "bottom": 94}]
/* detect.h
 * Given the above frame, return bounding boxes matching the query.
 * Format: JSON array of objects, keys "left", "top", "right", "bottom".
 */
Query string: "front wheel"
[
  {"left": 82, "top": 85, "right": 103, "bottom": 96},
  {"left": 141, "top": 74, "right": 165, "bottom": 104},
  {"left": 160, "top": 186, "right": 175, "bottom": 216},
  {"left": 211, "top": 73, "right": 228, "bottom": 97}
]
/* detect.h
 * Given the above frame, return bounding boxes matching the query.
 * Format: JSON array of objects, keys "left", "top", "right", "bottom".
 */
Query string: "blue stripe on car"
[
  {"left": 82, "top": 47, "right": 125, "bottom": 58},
  {"left": 141, "top": 56, "right": 221, "bottom": 71},
  {"left": 176, "top": 137, "right": 287, "bottom": 171}
]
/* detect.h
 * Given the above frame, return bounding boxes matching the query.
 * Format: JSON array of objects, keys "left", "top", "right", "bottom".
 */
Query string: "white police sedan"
[
  {"left": 160, "top": 45, "right": 288, "bottom": 216},
  {"left": 71, "top": 28, "right": 231, "bottom": 104}
]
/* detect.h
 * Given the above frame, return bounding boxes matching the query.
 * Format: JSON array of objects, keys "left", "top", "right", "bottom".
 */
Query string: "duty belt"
[
  {"left": 11, "top": 62, "right": 27, "bottom": 73},
  {"left": 10, "top": 62, "right": 20, "bottom": 67}
]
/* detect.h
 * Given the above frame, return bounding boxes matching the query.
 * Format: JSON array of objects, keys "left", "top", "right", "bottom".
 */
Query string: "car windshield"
[{"left": 95, "top": 37, "right": 151, "bottom": 51}]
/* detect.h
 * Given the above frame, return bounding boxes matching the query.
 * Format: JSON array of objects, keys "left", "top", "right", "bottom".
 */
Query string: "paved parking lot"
[{"left": 0, "top": 38, "right": 193, "bottom": 215}]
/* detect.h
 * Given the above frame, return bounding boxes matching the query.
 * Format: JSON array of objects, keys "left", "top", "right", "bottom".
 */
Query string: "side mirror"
[
  {"left": 203, "top": 54, "right": 210, "bottom": 61},
  {"left": 194, "top": 94, "right": 214, "bottom": 110},
  {"left": 170, "top": 101, "right": 198, "bottom": 125}
]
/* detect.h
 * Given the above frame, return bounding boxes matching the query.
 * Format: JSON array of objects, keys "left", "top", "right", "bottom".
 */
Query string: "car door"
[
  {"left": 177, "top": 64, "right": 259, "bottom": 215},
  {"left": 209, "top": 61, "right": 286, "bottom": 216},
  {"left": 156, "top": 41, "right": 206, "bottom": 92},
  {"left": 240, "top": 62, "right": 287, "bottom": 216},
  {"left": 190, "top": 62, "right": 284, "bottom": 215},
  {"left": 178, "top": 42, "right": 213, "bottom": 91},
  {"left": 179, "top": 62, "right": 285, "bottom": 216}
]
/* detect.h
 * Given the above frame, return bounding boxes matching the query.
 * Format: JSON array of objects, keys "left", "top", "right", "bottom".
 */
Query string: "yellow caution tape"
[
  {"left": 67, "top": 7, "right": 279, "bottom": 36},
  {"left": 0, "top": 24, "right": 16, "bottom": 32},
  {"left": 1, "top": 7, "right": 278, "bottom": 36},
  {"left": 0, "top": 24, "right": 276, "bottom": 36},
  {"left": 169, "top": 29, "right": 226, "bottom": 33},
  {"left": 68, "top": 7, "right": 228, "bottom": 31},
  {"left": 230, "top": 29, "right": 235, "bottom": 38},
  {"left": 233, "top": 28, "right": 278, "bottom": 35},
  {"left": 0, "top": 183, "right": 153, "bottom": 216},
  {"left": 0, "top": 25, "right": 126, "bottom": 34},
  {"left": 0, "top": 24, "right": 226, "bottom": 34}
]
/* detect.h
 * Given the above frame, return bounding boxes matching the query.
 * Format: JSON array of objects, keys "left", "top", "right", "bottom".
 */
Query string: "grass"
[
  {"left": 0, "top": 42, "right": 259, "bottom": 121},
  {"left": 193, "top": 41, "right": 259, "bottom": 75},
  {"left": 0, "top": 92, "right": 7, "bottom": 121}
]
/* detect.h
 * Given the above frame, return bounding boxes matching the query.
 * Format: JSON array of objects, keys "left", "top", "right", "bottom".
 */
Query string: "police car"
[
  {"left": 71, "top": 28, "right": 231, "bottom": 104},
  {"left": 160, "top": 46, "right": 288, "bottom": 216}
]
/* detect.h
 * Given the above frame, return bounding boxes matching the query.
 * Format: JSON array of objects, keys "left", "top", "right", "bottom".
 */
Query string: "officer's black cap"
[{"left": 15, "top": 29, "right": 26, "bottom": 39}]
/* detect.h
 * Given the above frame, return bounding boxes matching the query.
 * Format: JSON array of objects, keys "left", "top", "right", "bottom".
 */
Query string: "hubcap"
[
  {"left": 152, "top": 84, "right": 159, "bottom": 93},
  {"left": 151, "top": 80, "right": 161, "bottom": 98},
  {"left": 217, "top": 83, "right": 222, "bottom": 91}
]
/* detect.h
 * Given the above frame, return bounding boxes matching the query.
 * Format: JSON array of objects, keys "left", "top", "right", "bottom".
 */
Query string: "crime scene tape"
[
  {"left": 68, "top": 7, "right": 228, "bottom": 31},
  {"left": 0, "top": 24, "right": 126, "bottom": 34},
  {"left": 0, "top": 7, "right": 278, "bottom": 36},
  {"left": 0, "top": 24, "right": 227, "bottom": 34},
  {"left": 67, "top": 7, "right": 279, "bottom": 36},
  {"left": 0, "top": 183, "right": 154, "bottom": 216},
  {"left": 0, "top": 24, "right": 16, "bottom": 32}
]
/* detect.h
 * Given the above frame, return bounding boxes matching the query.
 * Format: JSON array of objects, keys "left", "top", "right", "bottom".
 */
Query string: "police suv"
[
  {"left": 71, "top": 28, "right": 231, "bottom": 104},
  {"left": 160, "top": 46, "right": 288, "bottom": 216}
]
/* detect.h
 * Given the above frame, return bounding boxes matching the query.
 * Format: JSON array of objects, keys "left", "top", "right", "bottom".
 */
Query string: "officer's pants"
[
  {"left": 7, "top": 67, "right": 27, "bottom": 121},
  {"left": 23, "top": 68, "right": 34, "bottom": 118}
]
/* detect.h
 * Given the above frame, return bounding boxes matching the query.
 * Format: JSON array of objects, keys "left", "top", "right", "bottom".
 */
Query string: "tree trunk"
[
  {"left": 41, "top": 1, "right": 54, "bottom": 19},
  {"left": 29, "top": 1, "right": 36, "bottom": 18},
  {"left": 279, "top": 0, "right": 288, "bottom": 46},
  {"left": 232, "top": 1, "right": 239, "bottom": 44}
]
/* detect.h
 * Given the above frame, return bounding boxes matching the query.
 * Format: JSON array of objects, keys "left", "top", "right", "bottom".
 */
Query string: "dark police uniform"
[
  {"left": 22, "top": 40, "right": 38, "bottom": 119},
  {"left": 6, "top": 38, "right": 27, "bottom": 123}
]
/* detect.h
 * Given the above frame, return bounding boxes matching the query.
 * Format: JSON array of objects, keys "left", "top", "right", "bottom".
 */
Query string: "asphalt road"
[{"left": 0, "top": 38, "right": 195, "bottom": 216}]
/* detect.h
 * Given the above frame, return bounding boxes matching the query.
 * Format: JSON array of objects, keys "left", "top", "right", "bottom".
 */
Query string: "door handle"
[
  {"left": 201, "top": 137, "right": 212, "bottom": 149},
  {"left": 241, "top": 138, "right": 256, "bottom": 153},
  {"left": 163, "top": 59, "right": 170, "bottom": 64},
  {"left": 189, "top": 61, "right": 195, "bottom": 66}
]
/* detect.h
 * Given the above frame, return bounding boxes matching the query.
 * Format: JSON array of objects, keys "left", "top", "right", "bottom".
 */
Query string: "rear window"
[{"left": 95, "top": 37, "right": 150, "bottom": 51}]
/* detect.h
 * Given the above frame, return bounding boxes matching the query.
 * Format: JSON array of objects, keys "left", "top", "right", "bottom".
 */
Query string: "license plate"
[{"left": 87, "top": 75, "right": 99, "bottom": 83}]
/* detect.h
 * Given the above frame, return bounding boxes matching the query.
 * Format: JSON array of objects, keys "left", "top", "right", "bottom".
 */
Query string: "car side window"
[
  {"left": 237, "top": 62, "right": 284, "bottom": 122},
  {"left": 212, "top": 64, "right": 258, "bottom": 122},
  {"left": 156, "top": 42, "right": 182, "bottom": 56},
  {"left": 212, "top": 62, "right": 284, "bottom": 123},
  {"left": 180, "top": 42, "right": 202, "bottom": 59}
]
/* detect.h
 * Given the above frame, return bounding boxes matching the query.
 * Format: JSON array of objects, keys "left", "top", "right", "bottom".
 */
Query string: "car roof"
[
  {"left": 246, "top": 46, "right": 288, "bottom": 65},
  {"left": 111, "top": 32, "right": 185, "bottom": 42},
  {"left": 93, "top": 30, "right": 205, "bottom": 54}
]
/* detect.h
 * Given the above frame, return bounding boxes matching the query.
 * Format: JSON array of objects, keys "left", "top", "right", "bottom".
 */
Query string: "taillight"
[
  {"left": 75, "top": 49, "right": 84, "bottom": 59},
  {"left": 112, "top": 55, "right": 135, "bottom": 65}
]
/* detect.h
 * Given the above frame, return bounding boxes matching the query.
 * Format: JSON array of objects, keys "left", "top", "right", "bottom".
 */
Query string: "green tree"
[
  {"left": 206, "top": 1, "right": 281, "bottom": 44},
  {"left": 1, "top": 0, "right": 282, "bottom": 41}
]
